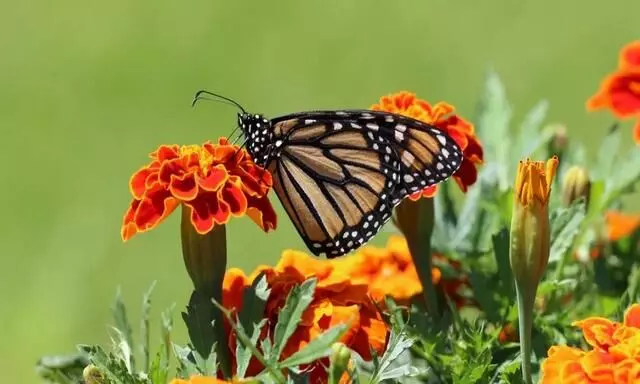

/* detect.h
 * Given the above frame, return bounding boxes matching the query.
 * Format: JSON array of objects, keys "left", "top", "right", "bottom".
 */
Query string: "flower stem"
[
  {"left": 416, "top": 199, "right": 440, "bottom": 318},
  {"left": 515, "top": 280, "right": 535, "bottom": 384}
]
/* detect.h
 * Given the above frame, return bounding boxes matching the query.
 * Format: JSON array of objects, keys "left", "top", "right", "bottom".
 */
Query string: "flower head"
[
  {"left": 121, "top": 138, "right": 277, "bottom": 241},
  {"left": 540, "top": 303, "right": 640, "bottom": 383},
  {"left": 222, "top": 252, "right": 388, "bottom": 384},
  {"left": 619, "top": 41, "right": 640, "bottom": 70},
  {"left": 370, "top": 91, "right": 484, "bottom": 199}
]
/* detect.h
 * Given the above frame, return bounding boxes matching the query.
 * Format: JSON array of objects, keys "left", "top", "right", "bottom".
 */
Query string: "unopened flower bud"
[
  {"left": 561, "top": 166, "right": 591, "bottom": 209},
  {"left": 83, "top": 364, "right": 104, "bottom": 384},
  {"left": 547, "top": 124, "right": 568, "bottom": 158}
]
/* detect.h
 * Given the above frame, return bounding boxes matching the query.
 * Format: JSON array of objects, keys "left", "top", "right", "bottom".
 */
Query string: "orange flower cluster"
[
  {"left": 540, "top": 303, "right": 640, "bottom": 383},
  {"left": 370, "top": 91, "right": 484, "bottom": 199},
  {"left": 221, "top": 236, "right": 469, "bottom": 383},
  {"left": 587, "top": 40, "right": 640, "bottom": 144},
  {"left": 121, "top": 138, "right": 277, "bottom": 241}
]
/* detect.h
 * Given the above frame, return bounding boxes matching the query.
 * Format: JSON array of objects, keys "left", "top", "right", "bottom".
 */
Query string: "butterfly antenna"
[{"left": 192, "top": 90, "right": 247, "bottom": 114}]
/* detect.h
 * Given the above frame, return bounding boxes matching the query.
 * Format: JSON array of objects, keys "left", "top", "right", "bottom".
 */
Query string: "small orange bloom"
[
  {"left": 498, "top": 323, "right": 518, "bottom": 344},
  {"left": 587, "top": 70, "right": 640, "bottom": 119},
  {"left": 604, "top": 211, "right": 640, "bottom": 242},
  {"left": 121, "top": 138, "right": 277, "bottom": 241},
  {"left": 333, "top": 235, "right": 471, "bottom": 307},
  {"left": 540, "top": 303, "right": 640, "bottom": 383},
  {"left": 619, "top": 41, "right": 640, "bottom": 70},
  {"left": 370, "top": 91, "right": 484, "bottom": 199},
  {"left": 222, "top": 252, "right": 388, "bottom": 384}
]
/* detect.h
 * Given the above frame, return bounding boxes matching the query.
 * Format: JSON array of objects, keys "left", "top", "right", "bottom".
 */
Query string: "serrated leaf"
[
  {"left": 172, "top": 344, "right": 200, "bottom": 378},
  {"left": 278, "top": 323, "right": 349, "bottom": 368},
  {"left": 517, "top": 100, "right": 549, "bottom": 159},
  {"left": 140, "top": 281, "right": 156, "bottom": 373},
  {"left": 181, "top": 290, "right": 216, "bottom": 360},
  {"left": 549, "top": 199, "right": 586, "bottom": 263},
  {"left": 475, "top": 69, "right": 512, "bottom": 191},
  {"left": 369, "top": 330, "right": 414, "bottom": 383},
  {"left": 238, "top": 273, "right": 270, "bottom": 340},
  {"left": 112, "top": 288, "right": 135, "bottom": 372},
  {"left": 594, "top": 123, "right": 621, "bottom": 180},
  {"left": 273, "top": 278, "right": 317, "bottom": 361},
  {"left": 236, "top": 319, "right": 267, "bottom": 378}
]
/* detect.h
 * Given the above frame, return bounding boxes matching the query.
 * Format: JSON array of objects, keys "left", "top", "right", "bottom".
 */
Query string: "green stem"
[
  {"left": 515, "top": 280, "right": 535, "bottom": 384},
  {"left": 416, "top": 199, "right": 440, "bottom": 318}
]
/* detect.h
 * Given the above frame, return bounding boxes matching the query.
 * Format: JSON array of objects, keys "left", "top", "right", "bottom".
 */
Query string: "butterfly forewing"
[{"left": 254, "top": 110, "right": 462, "bottom": 258}]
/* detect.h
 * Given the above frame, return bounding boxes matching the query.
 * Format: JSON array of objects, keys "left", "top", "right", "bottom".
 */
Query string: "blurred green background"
[{"left": 1, "top": 0, "right": 638, "bottom": 381}]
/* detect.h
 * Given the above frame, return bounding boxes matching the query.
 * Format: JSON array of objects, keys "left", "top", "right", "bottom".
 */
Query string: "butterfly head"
[{"left": 238, "top": 112, "right": 273, "bottom": 166}]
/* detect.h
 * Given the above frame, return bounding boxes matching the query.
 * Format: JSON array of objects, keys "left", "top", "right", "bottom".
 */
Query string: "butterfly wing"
[{"left": 266, "top": 110, "right": 462, "bottom": 258}]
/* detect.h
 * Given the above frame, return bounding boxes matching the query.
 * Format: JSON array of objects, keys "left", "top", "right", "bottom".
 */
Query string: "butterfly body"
[{"left": 237, "top": 109, "right": 463, "bottom": 258}]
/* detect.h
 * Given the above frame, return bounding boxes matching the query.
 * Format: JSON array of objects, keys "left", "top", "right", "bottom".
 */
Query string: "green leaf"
[
  {"left": 181, "top": 290, "right": 217, "bottom": 360},
  {"left": 238, "top": 273, "right": 270, "bottom": 339},
  {"left": 517, "top": 100, "right": 549, "bottom": 159},
  {"left": 475, "top": 69, "right": 512, "bottom": 191},
  {"left": 112, "top": 288, "right": 135, "bottom": 372},
  {"left": 549, "top": 198, "right": 586, "bottom": 263},
  {"left": 149, "top": 348, "right": 168, "bottom": 384},
  {"left": 369, "top": 330, "right": 415, "bottom": 383},
  {"left": 140, "top": 281, "right": 156, "bottom": 373},
  {"left": 594, "top": 123, "right": 621, "bottom": 181},
  {"left": 35, "top": 353, "right": 88, "bottom": 384},
  {"left": 278, "top": 323, "right": 349, "bottom": 368},
  {"left": 273, "top": 278, "right": 317, "bottom": 361},
  {"left": 605, "top": 143, "right": 640, "bottom": 197},
  {"left": 235, "top": 319, "right": 267, "bottom": 378},
  {"left": 173, "top": 344, "right": 200, "bottom": 378}
]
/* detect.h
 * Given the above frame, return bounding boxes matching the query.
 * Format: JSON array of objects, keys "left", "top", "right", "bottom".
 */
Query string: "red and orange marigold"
[
  {"left": 121, "top": 138, "right": 277, "bottom": 241},
  {"left": 222, "top": 252, "right": 388, "bottom": 384},
  {"left": 370, "top": 91, "right": 484, "bottom": 199},
  {"left": 540, "top": 303, "right": 640, "bottom": 383}
]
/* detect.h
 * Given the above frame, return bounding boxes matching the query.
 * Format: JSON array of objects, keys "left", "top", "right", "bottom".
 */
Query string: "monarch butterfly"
[{"left": 194, "top": 91, "right": 463, "bottom": 258}]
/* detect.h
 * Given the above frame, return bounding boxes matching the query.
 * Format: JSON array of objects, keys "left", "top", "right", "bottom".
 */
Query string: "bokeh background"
[{"left": 1, "top": 0, "right": 639, "bottom": 382}]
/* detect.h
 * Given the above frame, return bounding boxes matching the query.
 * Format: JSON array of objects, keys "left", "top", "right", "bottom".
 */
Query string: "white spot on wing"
[
  {"left": 333, "top": 122, "right": 343, "bottom": 130},
  {"left": 394, "top": 131, "right": 404, "bottom": 142},
  {"left": 366, "top": 123, "right": 379, "bottom": 131},
  {"left": 437, "top": 135, "right": 447, "bottom": 145}
]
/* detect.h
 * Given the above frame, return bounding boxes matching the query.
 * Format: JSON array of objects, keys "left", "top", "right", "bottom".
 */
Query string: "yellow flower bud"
[
  {"left": 561, "top": 166, "right": 591, "bottom": 209},
  {"left": 82, "top": 364, "right": 104, "bottom": 384},
  {"left": 510, "top": 156, "right": 558, "bottom": 286}
]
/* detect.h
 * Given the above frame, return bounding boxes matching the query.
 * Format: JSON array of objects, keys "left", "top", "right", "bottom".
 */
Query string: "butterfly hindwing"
[{"left": 267, "top": 116, "right": 402, "bottom": 257}]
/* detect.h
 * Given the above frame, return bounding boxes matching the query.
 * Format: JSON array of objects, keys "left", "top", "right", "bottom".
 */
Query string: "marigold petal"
[
  {"left": 197, "top": 165, "right": 228, "bottom": 192},
  {"left": 121, "top": 200, "right": 141, "bottom": 241},
  {"left": 605, "top": 211, "right": 640, "bottom": 241},
  {"left": 169, "top": 173, "right": 198, "bottom": 201},
  {"left": 185, "top": 192, "right": 230, "bottom": 234},
  {"left": 221, "top": 182, "right": 249, "bottom": 216},
  {"left": 129, "top": 166, "right": 156, "bottom": 199},
  {"left": 614, "top": 358, "right": 640, "bottom": 383},
  {"left": 222, "top": 268, "right": 250, "bottom": 312},
  {"left": 573, "top": 317, "right": 620, "bottom": 350},
  {"left": 123, "top": 185, "right": 179, "bottom": 239},
  {"left": 619, "top": 41, "right": 640, "bottom": 69},
  {"left": 155, "top": 144, "right": 180, "bottom": 161},
  {"left": 453, "top": 158, "right": 479, "bottom": 193},
  {"left": 581, "top": 350, "right": 615, "bottom": 382},
  {"left": 624, "top": 304, "right": 640, "bottom": 328},
  {"left": 246, "top": 196, "right": 278, "bottom": 232}
]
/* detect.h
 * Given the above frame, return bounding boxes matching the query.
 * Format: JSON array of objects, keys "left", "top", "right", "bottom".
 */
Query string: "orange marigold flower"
[
  {"left": 333, "top": 235, "right": 471, "bottom": 307},
  {"left": 604, "top": 211, "right": 640, "bottom": 242},
  {"left": 370, "top": 91, "right": 484, "bottom": 199},
  {"left": 222, "top": 252, "right": 388, "bottom": 384},
  {"left": 586, "top": 69, "right": 640, "bottom": 119},
  {"left": 540, "top": 303, "right": 640, "bottom": 383},
  {"left": 619, "top": 41, "right": 640, "bottom": 70},
  {"left": 121, "top": 138, "right": 277, "bottom": 241}
]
